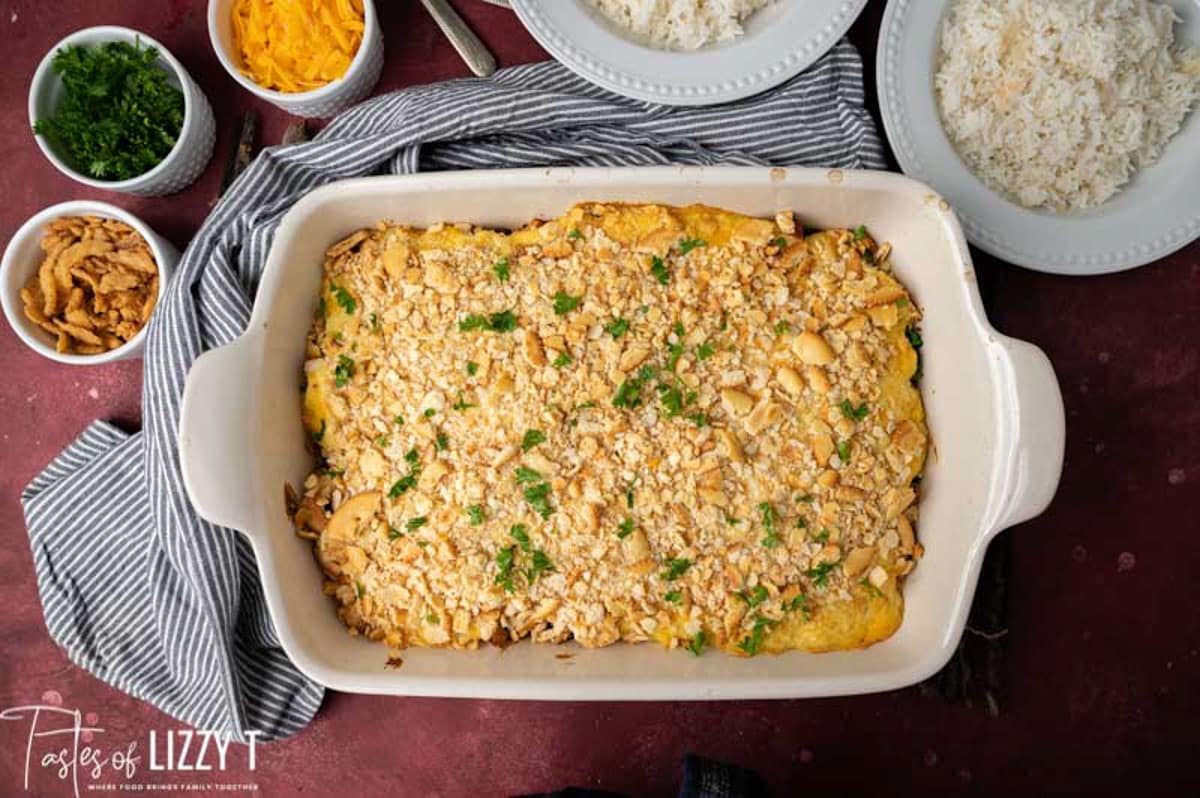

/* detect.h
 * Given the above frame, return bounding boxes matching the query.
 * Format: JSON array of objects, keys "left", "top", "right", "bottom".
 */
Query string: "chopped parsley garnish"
[
  {"left": 355, "top": 582, "right": 365, "bottom": 600},
  {"left": 612, "top": 364, "right": 656, "bottom": 408},
  {"left": 805, "top": 561, "right": 838, "bottom": 588},
  {"left": 527, "top": 550, "right": 555, "bottom": 583},
  {"left": 605, "top": 317, "right": 630, "bottom": 339},
  {"left": 773, "top": 320, "right": 792, "bottom": 336},
  {"left": 659, "top": 384, "right": 685, "bottom": 417},
  {"left": 466, "top": 360, "right": 479, "bottom": 376},
  {"left": 795, "top": 518, "right": 808, "bottom": 529},
  {"left": 466, "top": 505, "right": 485, "bottom": 526},
  {"left": 839, "top": 399, "right": 870, "bottom": 421},
  {"left": 388, "top": 450, "right": 422, "bottom": 498},
  {"left": 737, "top": 616, "right": 777, "bottom": 656},
  {"left": 552, "top": 352, "right": 572, "bottom": 368},
  {"left": 626, "top": 487, "right": 635, "bottom": 509},
  {"left": 312, "top": 420, "right": 326, "bottom": 443},
  {"left": 665, "top": 590, "right": 682, "bottom": 604},
  {"left": 896, "top": 297, "right": 910, "bottom": 308},
  {"left": 324, "top": 467, "right": 343, "bottom": 477},
  {"left": 678, "top": 237, "right": 706, "bottom": 255},
  {"left": 493, "top": 257, "right": 510, "bottom": 282},
  {"left": 514, "top": 466, "right": 543, "bottom": 484},
  {"left": 567, "top": 227, "right": 583, "bottom": 240},
  {"left": 553, "top": 292, "right": 582, "bottom": 315},
  {"left": 318, "top": 296, "right": 327, "bottom": 317},
  {"left": 686, "top": 412, "right": 708, "bottom": 427},
  {"left": 451, "top": 392, "right": 477, "bottom": 411},
  {"left": 375, "top": 435, "right": 389, "bottom": 448},
  {"left": 785, "top": 593, "right": 812, "bottom": 619},
  {"left": 423, "top": 408, "right": 436, "bottom": 418},
  {"left": 459, "top": 310, "right": 517, "bottom": 332},
  {"left": 388, "top": 525, "right": 404, "bottom": 540},
  {"left": 696, "top": 342, "right": 715, "bottom": 361},
  {"left": 509, "top": 523, "right": 531, "bottom": 552},
  {"left": 661, "top": 558, "right": 692, "bottom": 581},
  {"left": 523, "top": 481, "right": 555, "bottom": 519},
  {"left": 616, "top": 517, "right": 635, "bottom": 539},
  {"left": 796, "top": 493, "right": 814, "bottom": 503},
  {"left": 836, "top": 440, "right": 851, "bottom": 463},
  {"left": 33, "top": 40, "right": 185, "bottom": 181},
  {"left": 650, "top": 255, "right": 670, "bottom": 285},
  {"left": 406, "top": 516, "right": 428, "bottom": 531},
  {"left": 331, "top": 284, "right": 356, "bottom": 314},
  {"left": 814, "top": 528, "right": 830, "bottom": 543},
  {"left": 495, "top": 546, "right": 516, "bottom": 593},
  {"left": 688, "top": 630, "right": 707, "bottom": 656},
  {"left": 770, "top": 236, "right": 788, "bottom": 248},
  {"left": 394, "top": 415, "right": 405, "bottom": 427},
  {"left": 852, "top": 225, "right": 867, "bottom": 241},
  {"left": 369, "top": 312, "right": 379, "bottom": 330},
  {"left": 758, "top": 501, "right": 781, "bottom": 548},
  {"left": 435, "top": 432, "right": 449, "bottom": 451},
  {"left": 737, "top": 585, "right": 769, "bottom": 608},
  {"left": 521, "top": 429, "right": 546, "bottom": 452},
  {"left": 860, "top": 578, "right": 884, "bottom": 599},
  {"left": 719, "top": 311, "right": 728, "bottom": 332},
  {"left": 426, "top": 612, "right": 439, "bottom": 624},
  {"left": 333, "top": 354, "right": 355, "bottom": 388}
]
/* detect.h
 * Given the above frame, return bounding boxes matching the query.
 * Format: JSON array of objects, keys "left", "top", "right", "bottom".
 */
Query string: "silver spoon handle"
[{"left": 419, "top": 0, "right": 498, "bottom": 78}]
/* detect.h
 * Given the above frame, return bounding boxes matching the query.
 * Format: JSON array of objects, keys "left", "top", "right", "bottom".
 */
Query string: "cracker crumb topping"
[{"left": 293, "top": 202, "right": 927, "bottom": 656}]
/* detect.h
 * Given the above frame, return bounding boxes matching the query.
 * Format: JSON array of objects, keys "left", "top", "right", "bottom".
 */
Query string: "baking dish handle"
[
  {"left": 179, "top": 339, "right": 258, "bottom": 534},
  {"left": 991, "top": 335, "right": 1066, "bottom": 533}
]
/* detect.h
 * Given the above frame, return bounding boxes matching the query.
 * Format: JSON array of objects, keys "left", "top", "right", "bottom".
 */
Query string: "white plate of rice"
[
  {"left": 878, "top": 0, "right": 1200, "bottom": 274},
  {"left": 509, "top": 0, "right": 869, "bottom": 105}
]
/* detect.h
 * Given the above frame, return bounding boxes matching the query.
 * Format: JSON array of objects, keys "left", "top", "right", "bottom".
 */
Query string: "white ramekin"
[
  {"left": 1, "top": 201, "right": 178, "bottom": 365},
  {"left": 28, "top": 27, "right": 216, "bottom": 198},
  {"left": 207, "top": 0, "right": 384, "bottom": 118}
]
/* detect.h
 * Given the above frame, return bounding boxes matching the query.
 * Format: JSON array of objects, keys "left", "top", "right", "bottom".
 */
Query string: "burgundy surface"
[{"left": 1, "top": 1, "right": 1197, "bottom": 796}]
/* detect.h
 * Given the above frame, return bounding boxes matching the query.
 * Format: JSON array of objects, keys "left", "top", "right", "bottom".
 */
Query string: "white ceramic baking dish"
[{"left": 179, "top": 167, "right": 1064, "bottom": 699}]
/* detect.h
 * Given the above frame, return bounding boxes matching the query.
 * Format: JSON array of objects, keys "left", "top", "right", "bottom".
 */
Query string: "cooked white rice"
[
  {"left": 585, "top": 0, "right": 774, "bottom": 51},
  {"left": 935, "top": 0, "right": 1200, "bottom": 211}
]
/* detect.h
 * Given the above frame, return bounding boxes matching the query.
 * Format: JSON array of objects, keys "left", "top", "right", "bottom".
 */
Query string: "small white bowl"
[
  {"left": 28, "top": 27, "right": 216, "bottom": 197},
  {"left": 208, "top": 0, "right": 384, "bottom": 118},
  {"left": 0, "top": 201, "right": 177, "bottom": 365}
]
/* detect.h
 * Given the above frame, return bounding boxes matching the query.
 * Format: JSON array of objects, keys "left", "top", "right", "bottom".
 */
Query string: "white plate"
[
  {"left": 179, "top": 166, "right": 1064, "bottom": 700},
  {"left": 878, "top": 0, "right": 1200, "bottom": 275},
  {"left": 511, "top": 0, "right": 868, "bottom": 106}
]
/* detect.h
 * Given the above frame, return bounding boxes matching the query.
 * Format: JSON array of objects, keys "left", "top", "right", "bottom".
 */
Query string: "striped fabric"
[{"left": 21, "top": 49, "right": 885, "bottom": 741}]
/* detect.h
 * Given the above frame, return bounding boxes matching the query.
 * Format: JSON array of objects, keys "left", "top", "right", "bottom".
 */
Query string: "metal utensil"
[{"left": 420, "top": 0, "right": 497, "bottom": 77}]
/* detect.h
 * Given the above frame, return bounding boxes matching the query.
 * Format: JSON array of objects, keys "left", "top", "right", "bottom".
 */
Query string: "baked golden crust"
[{"left": 292, "top": 202, "right": 927, "bottom": 656}]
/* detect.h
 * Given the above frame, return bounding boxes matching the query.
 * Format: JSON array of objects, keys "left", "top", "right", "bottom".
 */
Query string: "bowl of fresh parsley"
[{"left": 28, "top": 26, "right": 216, "bottom": 196}]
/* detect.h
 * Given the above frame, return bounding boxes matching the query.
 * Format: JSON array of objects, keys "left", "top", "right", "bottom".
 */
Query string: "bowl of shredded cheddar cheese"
[{"left": 208, "top": 0, "right": 383, "bottom": 118}]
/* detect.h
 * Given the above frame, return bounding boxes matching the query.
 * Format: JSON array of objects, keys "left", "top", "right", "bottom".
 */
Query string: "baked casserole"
[{"left": 290, "top": 202, "right": 927, "bottom": 656}]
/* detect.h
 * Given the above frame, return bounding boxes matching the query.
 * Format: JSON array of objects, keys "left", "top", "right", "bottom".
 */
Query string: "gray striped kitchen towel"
[{"left": 21, "top": 46, "right": 885, "bottom": 741}]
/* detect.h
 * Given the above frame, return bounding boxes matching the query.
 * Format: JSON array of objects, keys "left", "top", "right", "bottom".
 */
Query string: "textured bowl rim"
[
  {"left": 0, "top": 200, "right": 172, "bottom": 365},
  {"left": 206, "top": 0, "right": 379, "bottom": 104},
  {"left": 27, "top": 26, "right": 199, "bottom": 192}
]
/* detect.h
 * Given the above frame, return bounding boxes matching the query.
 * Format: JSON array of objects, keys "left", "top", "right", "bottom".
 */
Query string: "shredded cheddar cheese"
[{"left": 231, "top": 0, "right": 365, "bottom": 93}]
